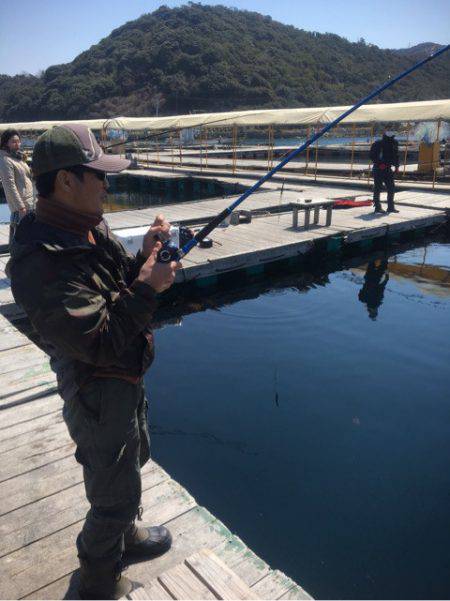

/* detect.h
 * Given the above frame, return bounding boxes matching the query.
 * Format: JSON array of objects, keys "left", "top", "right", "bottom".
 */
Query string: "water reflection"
[
  {"left": 104, "top": 174, "right": 243, "bottom": 213},
  {"left": 358, "top": 258, "right": 389, "bottom": 320},
  {"left": 154, "top": 233, "right": 450, "bottom": 329}
]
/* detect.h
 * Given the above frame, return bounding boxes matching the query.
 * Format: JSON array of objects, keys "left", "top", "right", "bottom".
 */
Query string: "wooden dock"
[
  {"left": 0, "top": 302, "right": 311, "bottom": 600},
  {"left": 0, "top": 179, "right": 449, "bottom": 600}
]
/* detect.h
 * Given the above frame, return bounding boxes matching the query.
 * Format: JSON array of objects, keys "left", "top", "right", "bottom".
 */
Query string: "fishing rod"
[{"left": 157, "top": 44, "right": 449, "bottom": 263}]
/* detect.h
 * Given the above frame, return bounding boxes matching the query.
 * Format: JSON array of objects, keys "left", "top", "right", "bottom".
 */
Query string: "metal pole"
[
  {"left": 350, "top": 123, "right": 356, "bottom": 178},
  {"left": 179, "top": 131, "right": 183, "bottom": 167},
  {"left": 402, "top": 122, "right": 411, "bottom": 178},
  {"left": 314, "top": 123, "right": 319, "bottom": 182},
  {"left": 267, "top": 125, "right": 274, "bottom": 171},
  {"left": 305, "top": 127, "right": 310, "bottom": 175},
  {"left": 367, "top": 125, "right": 374, "bottom": 186},
  {"left": 432, "top": 118, "right": 442, "bottom": 190},
  {"left": 205, "top": 127, "right": 208, "bottom": 168},
  {"left": 170, "top": 133, "right": 174, "bottom": 171},
  {"left": 232, "top": 125, "right": 237, "bottom": 174}
]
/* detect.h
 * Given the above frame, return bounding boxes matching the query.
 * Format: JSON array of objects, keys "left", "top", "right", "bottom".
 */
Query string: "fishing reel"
[{"left": 157, "top": 225, "right": 194, "bottom": 263}]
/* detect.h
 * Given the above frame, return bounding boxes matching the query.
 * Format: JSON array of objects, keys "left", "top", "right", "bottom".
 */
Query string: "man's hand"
[
  {"left": 136, "top": 242, "right": 181, "bottom": 293},
  {"left": 142, "top": 214, "right": 171, "bottom": 258},
  {"left": 18, "top": 207, "right": 27, "bottom": 217}
]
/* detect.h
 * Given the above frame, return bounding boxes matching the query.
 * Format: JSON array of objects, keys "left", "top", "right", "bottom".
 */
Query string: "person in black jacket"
[{"left": 369, "top": 131, "right": 400, "bottom": 214}]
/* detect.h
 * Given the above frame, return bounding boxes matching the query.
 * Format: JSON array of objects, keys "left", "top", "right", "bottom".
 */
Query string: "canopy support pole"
[
  {"left": 432, "top": 118, "right": 442, "bottom": 190},
  {"left": 267, "top": 125, "right": 274, "bottom": 171},
  {"left": 232, "top": 125, "right": 238, "bottom": 174},
  {"left": 179, "top": 131, "right": 183, "bottom": 167},
  {"left": 314, "top": 123, "right": 319, "bottom": 182},
  {"left": 304, "top": 127, "right": 310, "bottom": 175},
  {"left": 350, "top": 124, "right": 356, "bottom": 178},
  {"left": 402, "top": 122, "right": 411, "bottom": 178},
  {"left": 367, "top": 125, "right": 374, "bottom": 186}
]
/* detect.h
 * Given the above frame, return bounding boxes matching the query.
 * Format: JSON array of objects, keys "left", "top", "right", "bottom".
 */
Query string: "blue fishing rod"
[{"left": 158, "top": 44, "right": 449, "bottom": 263}]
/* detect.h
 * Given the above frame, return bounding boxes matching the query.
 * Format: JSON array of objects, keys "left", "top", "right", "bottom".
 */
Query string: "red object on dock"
[{"left": 333, "top": 198, "right": 373, "bottom": 208}]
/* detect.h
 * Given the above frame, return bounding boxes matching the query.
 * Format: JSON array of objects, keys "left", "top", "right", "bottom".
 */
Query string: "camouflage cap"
[{"left": 32, "top": 123, "right": 130, "bottom": 176}]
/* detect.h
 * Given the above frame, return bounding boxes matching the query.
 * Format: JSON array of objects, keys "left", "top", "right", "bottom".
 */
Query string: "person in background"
[
  {"left": 0, "top": 129, "right": 35, "bottom": 244},
  {"left": 369, "top": 131, "right": 400, "bottom": 214}
]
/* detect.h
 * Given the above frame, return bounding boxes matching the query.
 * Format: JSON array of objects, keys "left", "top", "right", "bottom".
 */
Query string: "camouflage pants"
[{"left": 63, "top": 377, "right": 150, "bottom": 560}]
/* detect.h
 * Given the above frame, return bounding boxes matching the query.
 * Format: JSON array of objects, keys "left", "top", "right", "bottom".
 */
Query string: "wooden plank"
[
  {"left": 214, "top": 538, "right": 271, "bottom": 588},
  {"left": 0, "top": 458, "right": 82, "bottom": 515},
  {"left": 0, "top": 401, "right": 64, "bottom": 444},
  {"left": 130, "top": 581, "right": 173, "bottom": 600},
  {"left": 0, "top": 418, "right": 66, "bottom": 455},
  {"left": 278, "top": 584, "right": 314, "bottom": 600},
  {"left": 251, "top": 571, "right": 311, "bottom": 601},
  {"left": 185, "top": 548, "right": 259, "bottom": 600},
  {"left": 0, "top": 379, "right": 58, "bottom": 409},
  {"left": 0, "top": 331, "right": 30, "bottom": 352},
  {"left": 1, "top": 491, "right": 195, "bottom": 599},
  {"left": 23, "top": 506, "right": 223, "bottom": 600},
  {"left": 0, "top": 441, "right": 74, "bottom": 483},
  {"left": 0, "top": 464, "right": 166, "bottom": 558},
  {"left": 157, "top": 561, "right": 216, "bottom": 599},
  {"left": 0, "top": 393, "right": 62, "bottom": 429},
  {"left": 0, "top": 345, "right": 48, "bottom": 375}
]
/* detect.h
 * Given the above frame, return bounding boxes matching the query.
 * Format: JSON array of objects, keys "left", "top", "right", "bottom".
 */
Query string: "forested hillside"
[{"left": 0, "top": 3, "right": 448, "bottom": 122}]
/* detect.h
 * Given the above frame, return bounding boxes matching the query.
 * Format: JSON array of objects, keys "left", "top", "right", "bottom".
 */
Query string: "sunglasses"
[
  {"left": 67, "top": 165, "right": 107, "bottom": 181},
  {"left": 83, "top": 167, "right": 107, "bottom": 181}
]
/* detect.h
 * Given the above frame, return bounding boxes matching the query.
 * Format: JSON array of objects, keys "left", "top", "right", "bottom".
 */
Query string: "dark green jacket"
[{"left": 8, "top": 213, "right": 157, "bottom": 400}]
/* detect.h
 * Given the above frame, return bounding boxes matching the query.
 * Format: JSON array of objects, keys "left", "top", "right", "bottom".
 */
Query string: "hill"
[{"left": 0, "top": 4, "right": 449, "bottom": 123}]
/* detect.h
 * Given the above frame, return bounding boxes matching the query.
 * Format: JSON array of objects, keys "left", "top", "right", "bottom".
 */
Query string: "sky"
[{"left": 0, "top": 0, "right": 449, "bottom": 76}]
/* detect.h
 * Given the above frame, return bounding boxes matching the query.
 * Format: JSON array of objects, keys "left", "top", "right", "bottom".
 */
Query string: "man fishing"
[
  {"left": 370, "top": 131, "right": 400, "bottom": 214},
  {"left": 7, "top": 124, "right": 180, "bottom": 599}
]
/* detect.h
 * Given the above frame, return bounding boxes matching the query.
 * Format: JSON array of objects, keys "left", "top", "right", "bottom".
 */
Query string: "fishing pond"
[{"left": 146, "top": 233, "right": 450, "bottom": 599}]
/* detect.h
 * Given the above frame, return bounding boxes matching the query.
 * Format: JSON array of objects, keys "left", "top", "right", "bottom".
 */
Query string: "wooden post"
[
  {"left": 432, "top": 118, "right": 442, "bottom": 190},
  {"left": 326, "top": 205, "right": 333, "bottom": 227},
  {"left": 367, "top": 125, "right": 374, "bottom": 187},
  {"left": 156, "top": 135, "right": 160, "bottom": 165},
  {"left": 179, "top": 130, "right": 183, "bottom": 167},
  {"left": 204, "top": 127, "right": 208, "bottom": 168},
  {"left": 170, "top": 133, "right": 174, "bottom": 171},
  {"left": 232, "top": 125, "right": 238, "bottom": 174},
  {"left": 402, "top": 122, "right": 411, "bottom": 178},
  {"left": 292, "top": 206, "right": 299, "bottom": 228},
  {"left": 350, "top": 123, "right": 356, "bottom": 178},
  {"left": 304, "top": 127, "right": 310, "bottom": 175}
]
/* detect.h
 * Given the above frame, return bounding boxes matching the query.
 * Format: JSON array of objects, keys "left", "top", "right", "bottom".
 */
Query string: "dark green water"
[{"left": 146, "top": 236, "right": 450, "bottom": 599}]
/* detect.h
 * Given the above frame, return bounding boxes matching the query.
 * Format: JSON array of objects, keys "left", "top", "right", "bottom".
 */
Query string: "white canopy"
[{"left": 1, "top": 99, "right": 449, "bottom": 132}]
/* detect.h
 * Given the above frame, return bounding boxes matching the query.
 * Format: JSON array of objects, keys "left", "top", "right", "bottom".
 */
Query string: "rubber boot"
[
  {"left": 78, "top": 557, "right": 133, "bottom": 600},
  {"left": 387, "top": 193, "right": 399, "bottom": 213},
  {"left": 123, "top": 524, "right": 172, "bottom": 559}
]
